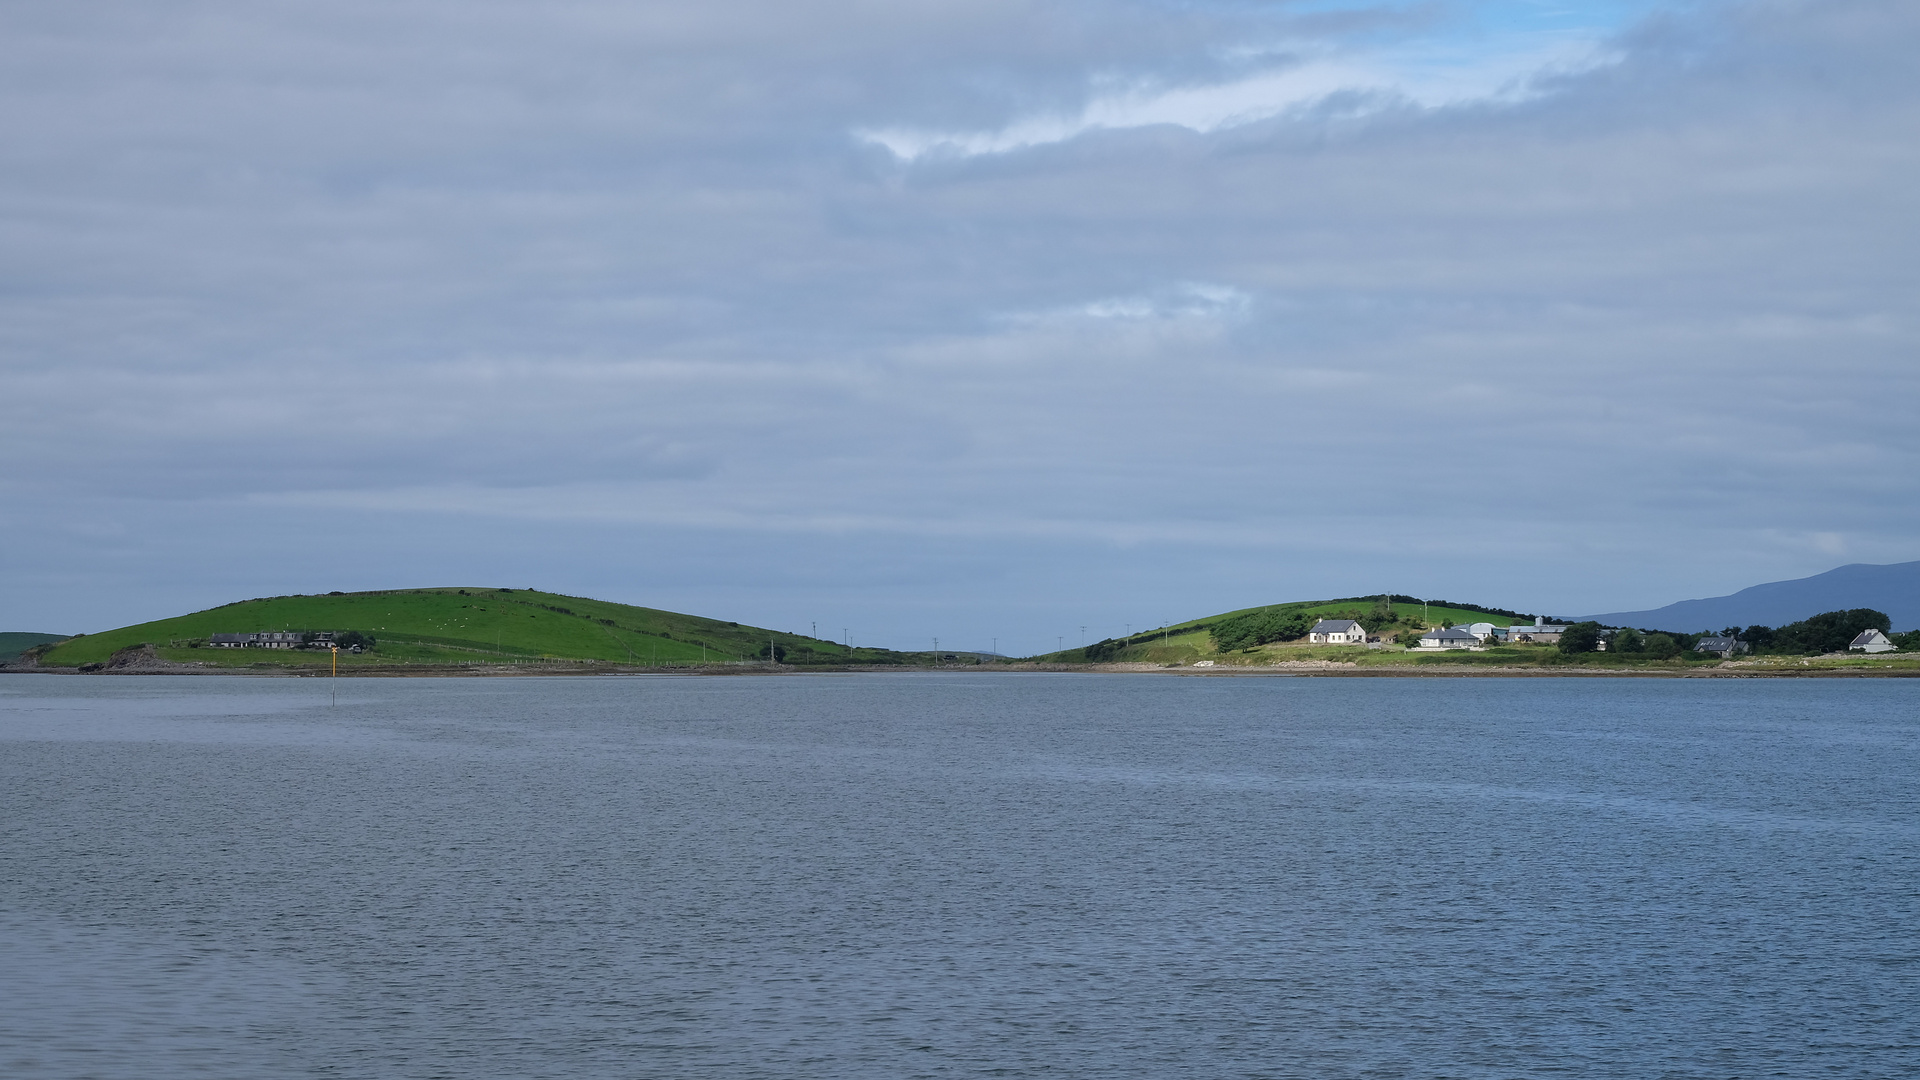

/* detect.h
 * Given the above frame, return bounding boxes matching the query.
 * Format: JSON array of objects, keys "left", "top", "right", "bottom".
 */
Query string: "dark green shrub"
[{"left": 1558, "top": 622, "right": 1604, "bottom": 655}]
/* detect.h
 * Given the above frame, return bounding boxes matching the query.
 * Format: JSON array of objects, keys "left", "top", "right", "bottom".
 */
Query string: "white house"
[
  {"left": 1418, "top": 627, "right": 1482, "bottom": 650},
  {"left": 1508, "top": 616, "right": 1568, "bottom": 645},
  {"left": 1849, "top": 629, "right": 1896, "bottom": 654},
  {"left": 207, "top": 631, "right": 326, "bottom": 650},
  {"left": 1309, "top": 619, "right": 1366, "bottom": 644}
]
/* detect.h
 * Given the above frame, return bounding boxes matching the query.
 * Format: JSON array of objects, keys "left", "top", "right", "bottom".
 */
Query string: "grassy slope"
[
  {"left": 1032, "top": 600, "right": 1533, "bottom": 662},
  {"left": 37, "top": 588, "right": 900, "bottom": 668},
  {"left": 0, "top": 632, "right": 70, "bottom": 662},
  {"left": 1039, "top": 597, "right": 1920, "bottom": 670}
]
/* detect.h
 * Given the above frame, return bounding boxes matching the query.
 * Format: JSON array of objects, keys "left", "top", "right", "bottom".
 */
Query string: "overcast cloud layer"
[{"left": 4, "top": 0, "right": 1917, "bottom": 652}]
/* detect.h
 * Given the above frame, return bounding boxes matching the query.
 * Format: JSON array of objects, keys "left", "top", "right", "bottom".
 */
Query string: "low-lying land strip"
[
  {"left": 9, "top": 590, "right": 1914, "bottom": 677},
  {"left": 1030, "top": 596, "right": 1917, "bottom": 675}
]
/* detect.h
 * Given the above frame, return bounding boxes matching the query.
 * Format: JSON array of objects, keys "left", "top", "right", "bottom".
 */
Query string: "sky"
[{"left": 3, "top": 0, "right": 1916, "bottom": 654}]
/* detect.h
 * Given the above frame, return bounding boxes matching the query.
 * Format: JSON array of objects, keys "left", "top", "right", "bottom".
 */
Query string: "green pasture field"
[
  {"left": 1137, "top": 600, "right": 1537, "bottom": 638},
  {"left": 35, "top": 587, "right": 897, "bottom": 669}
]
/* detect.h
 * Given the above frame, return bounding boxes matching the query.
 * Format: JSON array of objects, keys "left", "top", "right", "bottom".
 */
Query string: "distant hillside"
[
  {"left": 1170, "top": 595, "right": 1534, "bottom": 636},
  {"left": 1034, "top": 595, "right": 1534, "bottom": 662},
  {"left": 0, "top": 632, "right": 69, "bottom": 662},
  {"left": 1582, "top": 561, "right": 1920, "bottom": 633},
  {"left": 34, "top": 588, "right": 904, "bottom": 669}
]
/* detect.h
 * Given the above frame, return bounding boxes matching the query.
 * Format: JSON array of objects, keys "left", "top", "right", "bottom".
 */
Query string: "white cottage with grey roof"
[
  {"left": 1308, "top": 619, "right": 1366, "bottom": 644},
  {"left": 1418, "top": 627, "right": 1482, "bottom": 649},
  {"left": 1849, "top": 629, "right": 1896, "bottom": 654},
  {"left": 1508, "top": 617, "right": 1568, "bottom": 644}
]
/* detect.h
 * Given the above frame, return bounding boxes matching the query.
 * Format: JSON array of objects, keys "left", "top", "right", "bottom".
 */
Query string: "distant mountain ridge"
[
  {"left": 0, "top": 632, "right": 69, "bottom": 662},
  {"left": 1581, "top": 561, "right": 1920, "bottom": 632}
]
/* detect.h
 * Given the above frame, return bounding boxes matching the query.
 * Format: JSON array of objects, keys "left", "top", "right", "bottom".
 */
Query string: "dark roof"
[
  {"left": 1311, "top": 619, "right": 1363, "bottom": 633},
  {"left": 1850, "top": 630, "right": 1889, "bottom": 644},
  {"left": 1695, "top": 637, "right": 1737, "bottom": 650},
  {"left": 1425, "top": 627, "right": 1479, "bottom": 640}
]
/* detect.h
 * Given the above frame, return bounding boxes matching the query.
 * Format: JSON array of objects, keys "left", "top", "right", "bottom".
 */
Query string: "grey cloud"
[{"left": 4, "top": 0, "right": 1918, "bottom": 646}]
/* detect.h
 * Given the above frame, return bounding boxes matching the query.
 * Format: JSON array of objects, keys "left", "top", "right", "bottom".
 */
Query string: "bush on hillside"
[
  {"left": 1212, "top": 608, "right": 1314, "bottom": 652},
  {"left": 1360, "top": 597, "right": 1400, "bottom": 632}
]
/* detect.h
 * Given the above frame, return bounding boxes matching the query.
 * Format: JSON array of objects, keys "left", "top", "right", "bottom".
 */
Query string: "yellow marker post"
[{"left": 331, "top": 645, "right": 338, "bottom": 705}]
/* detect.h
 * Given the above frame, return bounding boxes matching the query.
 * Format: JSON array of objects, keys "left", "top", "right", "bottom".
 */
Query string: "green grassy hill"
[
  {"left": 1, "top": 632, "right": 70, "bottom": 662},
  {"left": 35, "top": 588, "right": 906, "bottom": 670},
  {"left": 1033, "top": 596, "right": 1540, "bottom": 663}
]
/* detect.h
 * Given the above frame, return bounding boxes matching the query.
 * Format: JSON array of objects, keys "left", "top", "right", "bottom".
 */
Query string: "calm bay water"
[{"left": 2, "top": 672, "right": 1916, "bottom": 1078}]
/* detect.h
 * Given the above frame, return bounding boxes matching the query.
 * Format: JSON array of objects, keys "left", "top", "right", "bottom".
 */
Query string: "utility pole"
[
  {"left": 1080, "top": 625, "right": 1087, "bottom": 645},
  {"left": 1057, "top": 635, "right": 1063, "bottom": 653},
  {"left": 932, "top": 637, "right": 939, "bottom": 666}
]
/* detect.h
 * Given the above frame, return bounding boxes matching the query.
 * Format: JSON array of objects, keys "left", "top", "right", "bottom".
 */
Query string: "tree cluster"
[
  {"left": 1210, "top": 608, "right": 1315, "bottom": 652},
  {"left": 1556, "top": 608, "right": 1900, "bottom": 659},
  {"left": 1557, "top": 621, "right": 1606, "bottom": 655},
  {"left": 1735, "top": 609, "right": 1891, "bottom": 655},
  {"left": 1603, "top": 627, "right": 1683, "bottom": 659}
]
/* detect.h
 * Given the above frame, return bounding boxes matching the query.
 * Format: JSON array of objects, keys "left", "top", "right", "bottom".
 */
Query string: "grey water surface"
[{"left": 2, "top": 673, "right": 1916, "bottom": 1078}]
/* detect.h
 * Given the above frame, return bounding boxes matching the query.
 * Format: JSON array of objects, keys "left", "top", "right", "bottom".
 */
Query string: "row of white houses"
[
  {"left": 1305, "top": 618, "right": 1555, "bottom": 645},
  {"left": 1387, "top": 621, "right": 1896, "bottom": 655},
  {"left": 1305, "top": 617, "right": 1559, "bottom": 649},
  {"left": 1296, "top": 616, "right": 1900, "bottom": 655},
  {"left": 210, "top": 631, "right": 336, "bottom": 649}
]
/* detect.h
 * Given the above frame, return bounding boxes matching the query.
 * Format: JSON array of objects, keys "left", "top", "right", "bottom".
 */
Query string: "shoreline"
[{"left": 4, "top": 658, "right": 1916, "bottom": 679}]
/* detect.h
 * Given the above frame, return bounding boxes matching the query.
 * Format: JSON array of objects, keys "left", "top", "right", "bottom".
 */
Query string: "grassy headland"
[
  {"left": 1030, "top": 597, "right": 1920, "bottom": 674},
  {"left": 1033, "top": 598, "right": 1531, "bottom": 665},
  {"left": 28, "top": 588, "right": 916, "bottom": 671}
]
